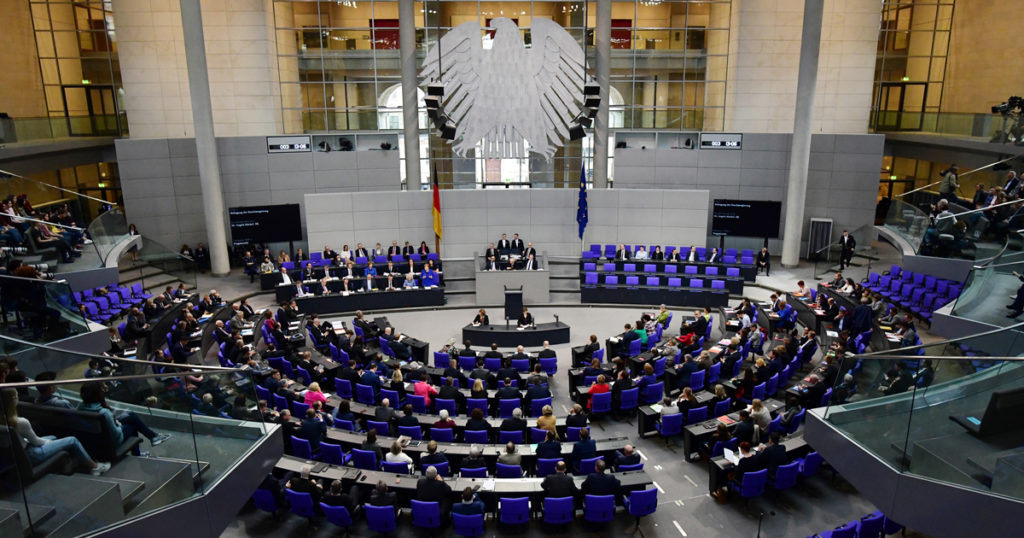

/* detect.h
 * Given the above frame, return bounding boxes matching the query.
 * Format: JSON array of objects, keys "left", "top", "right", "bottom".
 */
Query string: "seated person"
[
  {"left": 634, "top": 246, "right": 649, "bottom": 260},
  {"left": 792, "top": 280, "right": 810, "bottom": 298},
  {"left": 78, "top": 382, "right": 170, "bottom": 454},
  {"left": 473, "top": 309, "right": 489, "bottom": 326},
  {"left": 756, "top": 248, "right": 770, "bottom": 275},
  {"left": 416, "top": 466, "right": 453, "bottom": 517},
  {"left": 1, "top": 388, "right": 111, "bottom": 475},
  {"left": 451, "top": 487, "right": 485, "bottom": 516},
  {"left": 286, "top": 464, "right": 324, "bottom": 503},
  {"left": 517, "top": 307, "right": 534, "bottom": 328},
  {"left": 581, "top": 459, "right": 621, "bottom": 502},
  {"left": 420, "top": 265, "right": 439, "bottom": 287}
]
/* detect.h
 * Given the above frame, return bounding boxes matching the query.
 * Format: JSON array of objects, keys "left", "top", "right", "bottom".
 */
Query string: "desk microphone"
[{"left": 554, "top": 314, "right": 559, "bottom": 324}]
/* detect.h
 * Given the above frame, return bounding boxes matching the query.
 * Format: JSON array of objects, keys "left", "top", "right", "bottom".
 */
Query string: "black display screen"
[
  {"left": 228, "top": 204, "right": 302, "bottom": 245},
  {"left": 711, "top": 199, "right": 782, "bottom": 238}
]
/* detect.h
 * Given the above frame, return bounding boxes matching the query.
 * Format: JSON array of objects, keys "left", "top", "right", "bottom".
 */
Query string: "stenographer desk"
[{"left": 462, "top": 321, "right": 570, "bottom": 348}]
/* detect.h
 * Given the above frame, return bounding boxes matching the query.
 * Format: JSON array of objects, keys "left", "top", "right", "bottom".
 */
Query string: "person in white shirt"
[
  {"left": 385, "top": 441, "right": 414, "bottom": 465},
  {"left": 687, "top": 246, "right": 697, "bottom": 262},
  {"left": 279, "top": 267, "right": 291, "bottom": 285},
  {"left": 634, "top": 246, "right": 648, "bottom": 260},
  {"left": 738, "top": 311, "right": 752, "bottom": 329},
  {"left": 339, "top": 244, "right": 352, "bottom": 261}
]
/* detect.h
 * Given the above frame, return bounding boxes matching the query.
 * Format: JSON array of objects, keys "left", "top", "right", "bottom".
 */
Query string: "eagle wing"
[
  {"left": 523, "top": 18, "right": 587, "bottom": 157},
  {"left": 420, "top": 22, "right": 483, "bottom": 142}
]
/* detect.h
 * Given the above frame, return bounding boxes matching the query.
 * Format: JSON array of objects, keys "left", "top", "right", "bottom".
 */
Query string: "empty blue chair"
[
  {"left": 620, "top": 388, "right": 639, "bottom": 414},
  {"left": 411, "top": 500, "right": 441, "bottom": 529},
  {"left": 619, "top": 463, "right": 644, "bottom": 472},
  {"left": 579, "top": 456, "right": 602, "bottom": 475},
  {"left": 708, "top": 362, "right": 721, "bottom": 384},
  {"left": 705, "top": 266, "right": 719, "bottom": 276},
  {"left": 498, "top": 430, "right": 523, "bottom": 444},
  {"left": 398, "top": 425, "right": 422, "bottom": 440},
  {"left": 628, "top": 339, "right": 642, "bottom": 356},
  {"left": 461, "top": 466, "right": 487, "bottom": 478},
  {"left": 512, "top": 358, "right": 530, "bottom": 372},
  {"left": 856, "top": 512, "right": 886, "bottom": 537},
  {"left": 466, "top": 398, "right": 488, "bottom": 417},
  {"left": 686, "top": 406, "right": 707, "bottom": 425},
  {"left": 592, "top": 392, "right": 612, "bottom": 415},
  {"left": 366, "top": 420, "right": 391, "bottom": 437},
  {"left": 459, "top": 355, "right": 476, "bottom": 371},
  {"left": 624, "top": 263, "right": 636, "bottom": 272},
  {"left": 355, "top": 383, "right": 375, "bottom": 404},
  {"left": 351, "top": 448, "right": 377, "bottom": 470},
  {"left": 291, "top": 436, "right": 313, "bottom": 459},
  {"left": 711, "top": 280, "right": 726, "bottom": 290},
  {"left": 689, "top": 278, "right": 703, "bottom": 288},
  {"left": 689, "top": 369, "right": 706, "bottom": 391},
  {"left": 540, "top": 357, "right": 558, "bottom": 375},
  {"left": 602, "top": 262, "right": 615, "bottom": 272},
  {"left": 667, "top": 277, "right": 682, "bottom": 287},
  {"left": 453, "top": 513, "right": 484, "bottom": 537},
  {"left": 684, "top": 265, "right": 698, "bottom": 274},
  {"left": 334, "top": 378, "right": 352, "bottom": 400},
  {"left": 433, "top": 351, "right": 451, "bottom": 368},
  {"left": 584, "top": 495, "right": 615, "bottom": 523},
  {"left": 365, "top": 504, "right": 398, "bottom": 533},
  {"left": 285, "top": 489, "right": 316, "bottom": 521},
  {"left": 766, "top": 373, "right": 779, "bottom": 397},
  {"left": 656, "top": 413, "right": 683, "bottom": 441},
  {"left": 605, "top": 275, "right": 619, "bottom": 285},
  {"left": 665, "top": 264, "right": 678, "bottom": 274},
  {"left": 318, "top": 442, "right": 347, "bottom": 465},
  {"left": 567, "top": 427, "right": 582, "bottom": 442},
  {"left": 544, "top": 498, "right": 575, "bottom": 526},
  {"left": 334, "top": 419, "right": 356, "bottom": 432},
  {"left": 436, "top": 398, "right": 457, "bottom": 417},
  {"left": 584, "top": 272, "right": 599, "bottom": 286},
  {"left": 625, "top": 276, "right": 640, "bottom": 287},
  {"left": 484, "top": 357, "right": 502, "bottom": 371},
  {"left": 594, "top": 348, "right": 605, "bottom": 361},
  {"left": 500, "top": 497, "right": 530, "bottom": 525},
  {"left": 646, "top": 276, "right": 660, "bottom": 287},
  {"left": 726, "top": 267, "right": 740, "bottom": 277},
  {"left": 644, "top": 381, "right": 664, "bottom": 405},
  {"left": 320, "top": 503, "right": 353, "bottom": 530},
  {"left": 251, "top": 488, "right": 279, "bottom": 516},
  {"left": 737, "top": 469, "right": 768, "bottom": 499},
  {"left": 382, "top": 461, "right": 410, "bottom": 474},
  {"left": 771, "top": 461, "right": 800, "bottom": 491},
  {"left": 408, "top": 394, "right": 427, "bottom": 413},
  {"left": 427, "top": 461, "right": 450, "bottom": 477},
  {"left": 624, "top": 488, "right": 657, "bottom": 530},
  {"left": 537, "top": 458, "right": 560, "bottom": 477},
  {"left": 798, "top": 451, "right": 822, "bottom": 477},
  {"left": 530, "top": 397, "right": 552, "bottom": 417},
  {"left": 272, "top": 393, "right": 289, "bottom": 412},
  {"left": 530, "top": 427, "right": 548, "bottom": 444},
  {"left": 464, "top": 429, "right": 489, "bottom": 444},
  {"left": 430, "top": 427, "right": 454, "bottom": 442},
  {"left": 291, "top": 400, "right": 310, "bottom": 418},
  {"left": 497, "top": 463, "right": 523, "bottom": 478},
  {"left": 499, "top": 399, "right": 519, "bottom": 418}
]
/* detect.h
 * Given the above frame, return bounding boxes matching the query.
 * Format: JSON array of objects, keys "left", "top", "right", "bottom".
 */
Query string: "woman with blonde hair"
[
  {"left": 750, "top": 398, "right": 771, "bottom": 431},
  {"left": 303, "top": 381, "right": 327, "bottom": 406},
  {"left": 1, "top": 388, "right": 110, "bottom": 475},
  {"left": 536, "top": 404, "right": 557, "bottom": 434}
]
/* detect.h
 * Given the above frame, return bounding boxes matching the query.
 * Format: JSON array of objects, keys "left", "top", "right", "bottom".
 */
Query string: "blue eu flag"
[{"left": 576, "top": 165, "right": 588, "bottom": 240}]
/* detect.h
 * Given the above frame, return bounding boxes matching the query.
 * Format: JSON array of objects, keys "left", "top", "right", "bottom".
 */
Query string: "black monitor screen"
[
  {"left": 711, "top": 199, "right": 782, "bottom": 238},
  {"left": 228, "top": 204, "right": 302, "bottom": 245}
]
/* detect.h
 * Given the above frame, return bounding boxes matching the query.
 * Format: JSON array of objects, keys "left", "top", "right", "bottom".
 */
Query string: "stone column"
[
  {"left": 592, "top": 0, "right": 611, "bottom": 188},
  {"left": 399, "top": 0, "right": 421, "bottom": 188},
  {"left": 781, "top": 0, "right": 824, "bottom": 267},
  {"left": 179, "top": 0, "right": 229, "bottom": 276}
]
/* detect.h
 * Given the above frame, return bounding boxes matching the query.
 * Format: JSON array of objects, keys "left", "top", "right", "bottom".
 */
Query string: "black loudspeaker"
[
  {"left": 584, "top": 83, "right": 600, "bottom": 96},
  {"left": 576, "top": 116, "right": 593, "bottom": 128},
  {"left": 427, "top": 83, "right": 445, "bottom": 97},
  {"left": 585, "top": 96, "right": 601, "bottom": 109},
  {"left": 424, "top": 95, "right": 440, "bottom": 109},
  {"left": 440, "top": 122, "right": 457, "bottom": 140},
  {"left": 569, "top": 124, "right": 586, "bottom": 140}
]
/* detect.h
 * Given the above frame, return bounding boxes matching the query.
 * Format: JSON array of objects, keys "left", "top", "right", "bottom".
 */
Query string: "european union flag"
[{"left": 576, "top": 165, "right": 588, "bottom": 240}]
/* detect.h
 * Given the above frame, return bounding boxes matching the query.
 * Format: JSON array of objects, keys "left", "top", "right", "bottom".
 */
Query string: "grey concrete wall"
[
  {"left": 115, "top": 136, "right": 400, "bottom": 250},
  {"left": 304, "top": 189, "right": 710, "bottom": 259},
  {"left": 900, "top": 254, "right": 974, "bottom": 284},
  {"left": 613, "top": 133, "right": 884, "bottom": 253}
]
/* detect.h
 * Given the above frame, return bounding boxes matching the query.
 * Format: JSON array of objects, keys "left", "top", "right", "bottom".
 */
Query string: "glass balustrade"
[
  {"left": 820, "top": 325, "right": 1024, "bottom": 502},
  {"left": 0, "top": 343, "right": 269, "bottom": 537},
  {"left": 0, "top": 275, "right": 91, "bottom": 353}
]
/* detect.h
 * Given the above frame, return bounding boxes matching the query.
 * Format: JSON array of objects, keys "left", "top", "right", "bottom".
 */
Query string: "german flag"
[{"left": 432, "top": 165, "right": 443, "bottom": 241}]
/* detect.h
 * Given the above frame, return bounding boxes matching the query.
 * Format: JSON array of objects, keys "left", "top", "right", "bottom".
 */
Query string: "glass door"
[{"left": 875, "top": 82, "right": 927, "bottom": 132}]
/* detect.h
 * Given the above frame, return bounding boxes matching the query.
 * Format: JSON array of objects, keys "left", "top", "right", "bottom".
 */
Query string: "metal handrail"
[
  {"left": 936, "top": 197, "right": 1021, "bottom": 220},
  {"left": 0, "top": 368, "right": 250, "bottom": 390},
  {"left": 896, "top": 156, "right": 1018, "bottom": 198},
  {"left": 0, "top": 334, "right": 239, "bottom": 372},
  {"left": 856, "top": 320, "right": 1024, "bottom": 358}
]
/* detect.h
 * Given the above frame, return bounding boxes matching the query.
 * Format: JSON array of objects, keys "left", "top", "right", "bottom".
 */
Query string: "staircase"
[
  {"left": 441, "top": 258, "right": 477, "bottom": 307},
  {"left": 548, "top": 256, "right": 581, "bottom": 304}
]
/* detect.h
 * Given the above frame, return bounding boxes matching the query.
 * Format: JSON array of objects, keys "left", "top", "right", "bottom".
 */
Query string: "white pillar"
[
  {"left": 399, "top": 0, "right": 421, "bottom": 189},
  {"left": 781, "top": 0, "right": 824, "bottom": 267},
  {"left": 179, "top": 0, "right": 230, "bottom": 276},
  {"left": 592, "top": 0, "right": 611, "bottom": 188}
]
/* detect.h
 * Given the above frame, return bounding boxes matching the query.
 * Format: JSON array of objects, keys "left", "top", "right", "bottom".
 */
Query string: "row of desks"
[
  {"left": 581, "top": 259, "right": 758, "bottom": 282},
  {"left": 707, "top": 435, "right": 811, "bottom": 493},
  {"left": 276, "top": 455, "right": 652, "bottom": 508},
  {"left": 294, "top": 288, "right": 444, "bottom": 315},
  {"left": 259, "top": 261, "right": 444, "bottom": 290},
  {"left": 582, "top": 286, "right": 730, "bottom": 308}
]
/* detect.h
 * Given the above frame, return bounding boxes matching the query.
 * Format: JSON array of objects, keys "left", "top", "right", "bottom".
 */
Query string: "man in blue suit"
[
  {"left": 581, "top": 459, "right": 621, "bottom": 502},
  {"left": 570, "top": 427, "right": 596, "bottom": 473},
  {"left": 360, "top": 362, "right": 383, "bottom": 400}
]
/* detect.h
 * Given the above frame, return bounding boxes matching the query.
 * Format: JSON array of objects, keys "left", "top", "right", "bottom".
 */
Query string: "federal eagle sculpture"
[{"left": 421, "top": 17, "right": 589, "bottom": 160}]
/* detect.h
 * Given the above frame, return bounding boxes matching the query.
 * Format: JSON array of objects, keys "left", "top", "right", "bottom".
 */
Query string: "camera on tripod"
[
  {"left": 992, "top": 96, "right": 1023, "bottom": 114},
  {"left": 0, "top": 246, "right": 28, "bottom": 255},
  {"left": 992, "top": 96, "right": 1024, "bottom": 145}
]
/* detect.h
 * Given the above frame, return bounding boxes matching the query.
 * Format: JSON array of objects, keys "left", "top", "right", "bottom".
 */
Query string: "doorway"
[
  {"left": 61, "top": 85, "right": 120, "bottom": 136},
  {"left": 875, "top": 82, "right": 927, "bottom": 131}
]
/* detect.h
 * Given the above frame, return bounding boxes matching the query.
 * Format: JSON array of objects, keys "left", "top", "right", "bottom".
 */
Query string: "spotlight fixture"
[
  {"left": 426, "top": 83, "right": 445, "bottom": 97},
  {"left": 568, "top": 124, "right": 586, "bottom": 140},
  {"left": 440, "top": 121, "right": 457, "bottom": 140}
]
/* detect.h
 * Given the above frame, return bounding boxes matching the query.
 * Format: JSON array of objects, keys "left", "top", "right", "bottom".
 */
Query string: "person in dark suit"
[
  {"left": 437, "top": 376, "right": 463, "bottom": 408},
  {"left": 578, "top": 335, "right": 600, "bottom": 365},
  {"left": 368, "top": 480, "right": 398, "bottom": 514},
  {"left": 360, "top": 363, "right": 383, "bottom": 400},
  {"left": 469, "top": 358, "right": 495, "bottom": 388},
  {"left": 536, "top": 430, "right": 563, "bottom": 459},
  {"left": 442, "top": 358, "right": 469, "bottom": 389},
  {"left": 615, "top": 244, "right": 630, "bottom": 260},
  {"left": 500, "top": 408, "right": 527, "bottom": 434},
  {"left": 465, "top": 408, "right": 491, "bottom": 435},
  {"left": 298, "top": 408, "right": 327, "bottom": 452},
  {"left": 756, "top": 247, "right": 771, "bottom": 276},
  {"left": 541, "top": 461, "right": 579, "bottom": 500},
  {"left": 758, "top": 432, "right": 787, "bottom": 478},
  {"left": 680, "top": 307, "right": 710, "bottom": 336},
  {"left": 538, "top": 341, "right": 556, "bottom": 358},
  {"left": 523, "top": 242, "right": 537, "bottom": 260},
  {"left": 395, "top": 404, "right": 418, "bottom": 428},
  {"left": 451, "top": 487, "right": 485, "bottom": 516},
  {"left": 839, "top": 230, "right": 856, "bottom": 270},
  {"left": 461, "top": 445, "right": 487, "bottom": 471},
  {"left": 473, "top": 309, "right": 489, "bottom": 325},
  {"left": 517, "top": 307, "right": 534, "bottom": 328},
  {"left": 416, "top": 466, "right": 453, "bottom": 517},
  {"left": 497, "top": 358, "right": 522, "bottom": 387},
  {"left": 285, "top": 465, "right": 323, "bottom": 503},
  {"left": 485, "top": 343, "right": 503, "bottom": 360},
  {"left": 421, "top": 440, "right": 448, "bottom": 467},
  {"left": 484, "top": 255, "right": 500, "bottom": 271},
  {"left": 732, "top": 410, "right": 756, "bottom": 445},
  {"left": 610, "top": 369, "right": 633, "bottom": 412},
  {"left": 581, "top": 459, "right": 621, "bottom": 502},
  {"left": 570, "top": 427, "right": 596, "bottom": 473},
  {"left": 614, "top": 445, "right": 641, "bottom": 469},
  {"left": 524, "top": 378, "right": 551, "bottom": 409},
  {"left": 402, "top": 241, "right": 415, "bottom": 257},
  {"left": 497, "top": 234, "right": 511, "bottom": 251},
  {"left": 387, "top": 241, "right": 401, "bottom": 257},
  {"left": 508, "top": 233, "right": 523, "bottom": 254},
  {"left": 666, "top": 248, "right": 681, "bottom": 262},
  {"left": 353, "top": 243, "right": 369, "bottom": 259},
  {"left": 496, "top": 379, "right": 521, "bottom": 403},
  {"left": 523, "top": 253, "right": 539, "bottom": 270},
  {"left": 353, "top": 310, "right": 379, "bottom": 338},
  {"left": 615, "top": 323, "right": 639, "bottom": 358},
  {"left": 566, "top": 404, "right": 588, "bottom": 428},
  {"left": 484, "top": 243, "right": 498, "bottom": 260}
]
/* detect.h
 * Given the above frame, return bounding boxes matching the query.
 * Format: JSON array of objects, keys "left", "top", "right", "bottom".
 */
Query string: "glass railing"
[
  {"left": 0, "top": 115, "right": 122, "bottom": 144},
  {"left": 820, "top": 324, "right": 1024, "bottom": 503},
  {"left": 952, "top": 255, "right": 1024, "bottom": 327},
  {"left": 86, "top": 207, "right": 129, "bottom": 266},
  {"left": 133, "top": 237, "right": 197, "bottom": 293},
  {"left": 0, "top": 274, "right": 90, "bottom": 352},
  {"left": 0, "top": 344, "right": 268, "bottom": 537},
  {"left": 881, "top": 199, "right": 929, "bottom": 254},
  {"left": 872, "top": 111, "right": 1013, "bottom": 141}
]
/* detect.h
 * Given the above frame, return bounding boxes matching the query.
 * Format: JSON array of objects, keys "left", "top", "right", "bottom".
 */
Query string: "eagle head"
[{"left": 490, "top": 17, "right": 523, "bottom": 47}]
